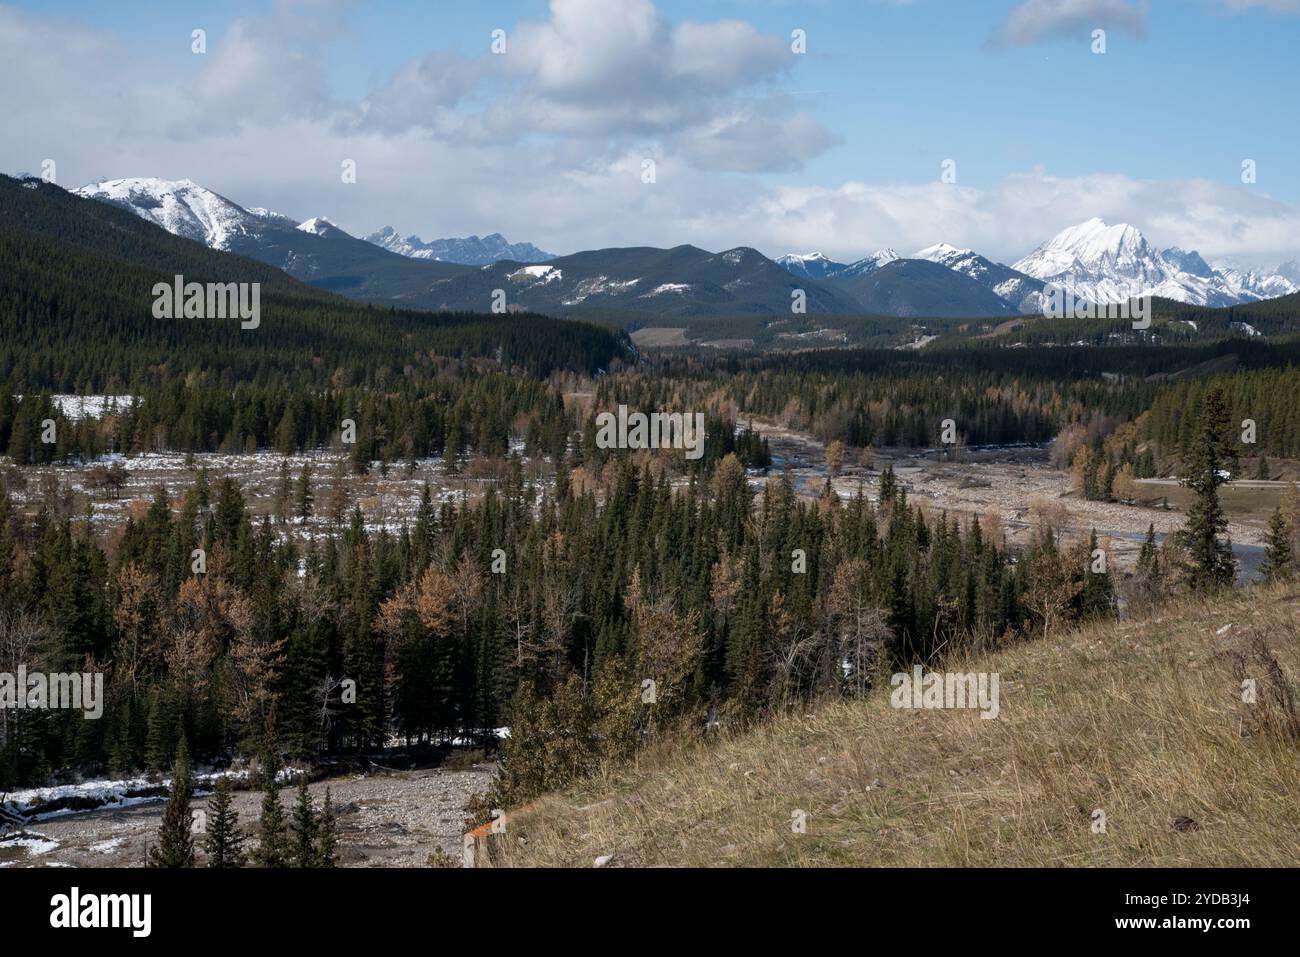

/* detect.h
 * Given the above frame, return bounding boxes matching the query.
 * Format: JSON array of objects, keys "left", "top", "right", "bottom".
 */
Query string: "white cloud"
[
  {"left": 741, "top": 169, "right": 1300, "bottom": 269},
  {"left": 989, "top": 0, "right": 1149, "bottom": 47},
  {"left": 2, "top": 1, "right": 1297, "bottom": 271}
]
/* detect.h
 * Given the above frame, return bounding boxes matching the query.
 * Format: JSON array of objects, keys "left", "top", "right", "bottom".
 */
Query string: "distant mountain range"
[
  {"left": 776, "top": 220, "right": 1297, "bottom": 316},
  {"left": 1009, "top": 218, "right": 1296, "bottom": 308},
  {"left": 69, "top": 177, "right": 1299, "bottom": 320},
  {"left": 364, "top": 226, "right": 554, "bottom": 265}
]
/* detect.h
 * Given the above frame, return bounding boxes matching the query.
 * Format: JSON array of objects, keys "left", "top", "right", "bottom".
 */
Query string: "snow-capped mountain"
[
  {"left": 840, "top": 248, "right": 900, "bottom": 278},
  {"left": 65, "top": 176, "right": 1299, "bottom": 321},
  {"left": 73, "top": 177, "right": 281, "bottom": 250},
  {"left": 364, "top": 227, "right": 554, "bottom": 266},
  {"left": 777, "top": 248, "right": 899, "bottom": 280},
  {"left": 72, "top": 176, "right": 468, "bottom": 302},
  {"left": 1011, "top": 218, "right": 1297, "bottom": 308},
  {"left": 912, "top": 242, "right": 1046, "bottom": 314},
  {"left": 775, "top": 251, "right": 846, "bottom": 280},
  {"left": 297, "top": 216, "right": 344, "bottom": 238},
  {"left": 1275, "top": 260, "right": 1300, "bottom": 285}
]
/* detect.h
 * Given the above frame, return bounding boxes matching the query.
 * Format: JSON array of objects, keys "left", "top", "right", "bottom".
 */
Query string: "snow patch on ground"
[{"left": 642, "top": 283, "right": 692, "bottom": 297}]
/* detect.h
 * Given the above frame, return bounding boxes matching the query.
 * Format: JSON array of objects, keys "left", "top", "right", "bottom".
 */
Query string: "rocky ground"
[
  {"left": 748, "top": 419, "right": 1273, "bottom": 580},
  {"left": 0, "top": 763, "right": 495, "bottom": 869}
]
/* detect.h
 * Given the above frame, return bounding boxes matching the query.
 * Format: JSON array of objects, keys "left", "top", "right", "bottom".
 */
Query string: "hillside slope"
[
  {"left": 496, "top": 584, "right": 1300, "bottom": 867},
  {"left": 0, "top": 175, "right": 630, "bottom": 383}
]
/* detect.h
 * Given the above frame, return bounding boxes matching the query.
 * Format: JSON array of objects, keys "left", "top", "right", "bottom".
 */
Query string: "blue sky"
[{"left": 3, "top": 0, "right": 1299, "bottom": 266}]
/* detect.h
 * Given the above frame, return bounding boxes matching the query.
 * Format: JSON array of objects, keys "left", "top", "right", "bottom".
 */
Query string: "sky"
[{"left": 3, "top": 0, "right": 1299, "bottom": 268}]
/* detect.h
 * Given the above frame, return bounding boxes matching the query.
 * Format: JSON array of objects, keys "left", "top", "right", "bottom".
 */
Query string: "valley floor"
[{"left": 0, "top": 762, "right": 494, "bottom": 869}]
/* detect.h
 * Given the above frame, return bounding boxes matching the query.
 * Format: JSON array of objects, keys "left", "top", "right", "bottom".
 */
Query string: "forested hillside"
[{"left": 0, "top": 175, "right": 631, "bottom": 463}]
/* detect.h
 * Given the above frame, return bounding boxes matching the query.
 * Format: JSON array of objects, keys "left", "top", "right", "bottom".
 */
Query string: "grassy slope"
[{"left": 500, "top": 583, "right": 1300, "bottom": 867}]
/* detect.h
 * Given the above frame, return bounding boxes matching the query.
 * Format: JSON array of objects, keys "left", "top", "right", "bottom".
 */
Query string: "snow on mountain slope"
[
  {"left": 839, "top": 248, "right": 900, "bottom": 278},
  {"left": 777, "top": 248, "right": 898, "bottom": 280},
  {"left": 776, "top": 251, "right": 846, "bottom": 279},
  {"left": 913, "top": 243, "right": 1046, "bottom": 314},
  {"left": 1012, "top": 218, "right": 1296, "bottom": 307},
  {"left": 913, "top": 242, "right": 972, "bottom": 265},
  {"left": 1276, "top": 260, "right": 1300, "bottom": 285},
  {"left": 364, "top": 226, "right": 554, "bottom": 265},
  {"left": 297, "top": 216, "right": 342, "bottom": 237},
  {"left": 72, "top": 177, "right": 267, "bottom": 251}
]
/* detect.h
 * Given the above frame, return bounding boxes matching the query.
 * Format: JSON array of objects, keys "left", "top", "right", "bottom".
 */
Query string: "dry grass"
[{"left": 495, "top": 583, "right": 1300, "bottom": 867}]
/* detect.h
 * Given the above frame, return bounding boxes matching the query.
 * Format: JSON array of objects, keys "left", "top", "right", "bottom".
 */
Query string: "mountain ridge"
[{"left": 67, "top": 177, "right": 1300, "bottom": 321}]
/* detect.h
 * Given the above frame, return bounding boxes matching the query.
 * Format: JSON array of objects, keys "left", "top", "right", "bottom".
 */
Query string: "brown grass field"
[{"left": 492, "top": 583, "right": 1300, "bottom": 867}]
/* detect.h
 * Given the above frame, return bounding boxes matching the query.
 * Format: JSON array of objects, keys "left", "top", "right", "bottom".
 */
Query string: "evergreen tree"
[
  {"left": 1080, "top": 529, "right": 1114, "bottom": 619},
  {"left": 291, "top": 775, "right": 317, "bottom": 867},
  {"left": 1178, "top": 388, "right": 1236, "bottom": 589},
  {"left": 296, "top": 464, "right": 314, "bottom": 521},
  {"left": 147, "top": 729, "right": 195, "bottom": 868},
  {"left": 1137, "top": 523, "right": 1157, "bottom": 569},
  {"left": 316, "top": 787, "right": 339, "bottom": 867},
  {"left": 204, "top": 774, "right": 246, "bottom": 868},
  {"left": 1262, "top": 507, "right": 1293, "bottom": 581},
  {"left": 253, "top": 727, "right": 289, "bottom": 868}
]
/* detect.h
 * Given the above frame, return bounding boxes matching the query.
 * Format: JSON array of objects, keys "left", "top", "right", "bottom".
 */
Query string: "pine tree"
[
  {"left": 1178, "top": 388, "right": 1236, "bottom": 589},
  {"left": 275, "top": 459, "right": 292, "bottom": 524},
  {"left": 1080, "top": 529, "right": 1113, "bottom": 619},
  {"left": 1261, "top": 507, "right": 1293, "bottom": 581},
  {"left": 291, "top": 775, "right": 317, "bottom": 867},
  {"left": 253, "top": 727, "right": 289, "bottom": 867},
  {"left": 147, "top": 729, "right": 195, "bottom": 868},
  {"left": 144, "top": 688, "right": 173, "bottom": 777},
  {"left": 204, "top": 774, "right": 245, "bottom": 868},
  {"left": 295, "top": 464, "right": 314, "bottom": 521},
  {"left": 316, "top": 787, "right": 339, "bottom": 867},
  {"left": 878, "top": 463, "right": 897, "bottom": 505},
  {"left": 1137, "top": 523, "right": 1159, "bottom": 577}
]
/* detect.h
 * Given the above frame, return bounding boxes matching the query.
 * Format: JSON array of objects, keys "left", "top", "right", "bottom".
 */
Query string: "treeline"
[
  {"left": 1144, "top": 366, "right": 1300, "bottom": 462},
  {"left": 1059, "top": 366, "right": 1300, "bottom": 501},
  {"left": 602, "top": 352, "right": 1155, "bottom": 449},
  {"left": 0, "top": 370, "right": 574, "bottom": 465},
  {"left": 0, "top": 449, "right": 1118, "bottom": 792},
  {"left": 0, "top": 174, "right": 631, "bottom": 394}
]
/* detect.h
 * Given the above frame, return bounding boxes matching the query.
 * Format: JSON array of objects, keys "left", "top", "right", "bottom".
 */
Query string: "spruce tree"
[
  {"left": 253, "top": 727, "right": 289, "bottom": 867},
  {"left": 1081, "top": 529, "right": 1113, "bottom": 619},
  {"left": 1137, "top": 523, "right": 1158, "bottom": 573},
  {"left": 1178, "top": 388, "right": 1236, "bottom": 589},
  {"left": 296, "top": 464, "right": 314, "bottom": 521},
  {"left": 291, "top": 775, "right": 317, "bottom": 867},
  {"left": 147, "top": 730, "right": 195, "bottom": 868},
  {"left": 316, "top": 787, "right": 339, "bottom": 867},
  {"left": 204, "top": 774, "right": 245, "bottom": 868},
  {"left": 144, "top": 688, "right": 173, "bottom": 776},
  {"left": 1262, "top": 507, "right": 1293, "bottom": 581}
]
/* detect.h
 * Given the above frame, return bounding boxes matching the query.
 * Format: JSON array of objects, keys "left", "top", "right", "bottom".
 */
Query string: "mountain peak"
[
  {"left": 913, "top": 242, "right": 971, "bottom": 262},
  {"left": 72, "top": 177, "right": 257, "bottom": 250},
  {"left": 363, "top": 228, "right": 555, "bottom": 265},
  {"left": 297, "top": 216, "right": 340, "bottom": 236},
  {"left": 1013, "top": 218, "right": 1296, "bottom": 307}
]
